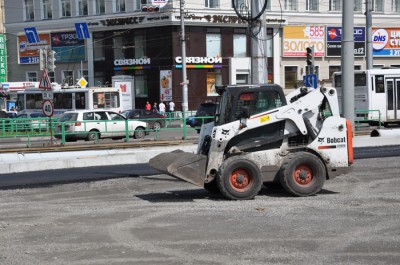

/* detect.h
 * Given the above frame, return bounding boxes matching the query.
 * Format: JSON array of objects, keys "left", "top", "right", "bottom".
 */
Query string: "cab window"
[{"left": 235, "top": 91, "right": 283, "bottom": 119}]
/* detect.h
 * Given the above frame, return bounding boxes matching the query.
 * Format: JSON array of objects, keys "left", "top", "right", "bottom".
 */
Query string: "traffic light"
[
  {"left": 306, "top": 47, "right": 314, "bottom": 66},
  {"left": 39, "top": 49, "right": 46, "bottom": 71},
  {"left": 47, "top": 50, "right": 56, "bottom": 72}
]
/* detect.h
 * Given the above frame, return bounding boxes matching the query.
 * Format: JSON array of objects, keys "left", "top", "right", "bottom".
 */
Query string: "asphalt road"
[{"left": 0, "top": 156, "right": 399, "bottom": 265}]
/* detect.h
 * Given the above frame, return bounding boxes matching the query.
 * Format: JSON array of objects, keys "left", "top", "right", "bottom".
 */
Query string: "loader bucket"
[{"left": 148, "top": 150, "right": 207, "bottom": 187}]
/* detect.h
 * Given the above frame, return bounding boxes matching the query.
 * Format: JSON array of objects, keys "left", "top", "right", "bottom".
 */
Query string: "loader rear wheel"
[
  {"left": 280, "top": 152, "right": 326, "bottom": 196},
  {"left": 217, "top": 158, "right": 262, "bottom": 200}
]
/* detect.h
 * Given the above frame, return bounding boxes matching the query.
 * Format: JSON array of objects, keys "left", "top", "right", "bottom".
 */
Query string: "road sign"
[
  {"left": 42, "top": 100, "right": 54, "bottom": 117},
  {"left": 78, "top": 77, "right": 88, "bottom": 88},
  {"left": 39, "top": 69, "right": 52, "bottom": 89},
  {"left": 75, "top": 23, "right": 90, "bottom": 39},
  {"left": 303, "top": 74, "right": 318, "bottom": 89},
  {"left": 42, "top": 91, "right": 54, "bottom": 100},
  {"left": 24, "top": 27, "right": 40, "bottom": 44}
]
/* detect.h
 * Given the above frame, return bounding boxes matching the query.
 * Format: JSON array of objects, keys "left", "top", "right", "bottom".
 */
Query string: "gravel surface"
[{"left": 0, "top": 157, "right": 399, "bottom": 265}]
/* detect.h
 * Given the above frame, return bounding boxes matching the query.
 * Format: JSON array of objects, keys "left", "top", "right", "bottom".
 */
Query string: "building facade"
[{"left": 3, "top": 0, "right": 400, "bottom": 110}]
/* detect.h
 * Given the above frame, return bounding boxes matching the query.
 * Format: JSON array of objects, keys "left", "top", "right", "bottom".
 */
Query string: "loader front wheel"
[
  {"left": 217, "top": 159, "right": 262, "bottom": 200},
  {"left": 280, "top": 152, "right": 326, "bottom": 196}
]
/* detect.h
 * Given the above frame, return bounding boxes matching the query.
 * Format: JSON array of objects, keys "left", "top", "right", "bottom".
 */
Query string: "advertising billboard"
[
  {"left": 283, "top": 25, "right": 325, "bottom": 57},
  {"left": 18, "top": 34, "right": 51, "bottom": 64},
  {"left": 326, "top": 26, "right": 366, "bottom": 57},
  {"left": 51, "top": 32, "right": 86, "bottom": 62},
  {"left": 372, "top": 28, "right": 400, "bottom": 57}
]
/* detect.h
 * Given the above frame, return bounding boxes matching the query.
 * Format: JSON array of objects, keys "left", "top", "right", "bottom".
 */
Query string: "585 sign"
[
  {"left": 42, "top": 100, "right": 54, "bottom": 117},
  {"left": 283, "top": 26, "right": 326, "bottom": 57}
]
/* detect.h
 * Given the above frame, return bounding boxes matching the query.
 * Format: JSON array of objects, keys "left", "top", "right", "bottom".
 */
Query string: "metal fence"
[{"left": 0, "top": 112, "right": 213, "bottom": 146}]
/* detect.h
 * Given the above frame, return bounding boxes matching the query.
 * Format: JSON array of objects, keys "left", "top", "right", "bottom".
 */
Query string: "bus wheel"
[{"left": 87, "top": 130, "right": 99, "bottom": 141}]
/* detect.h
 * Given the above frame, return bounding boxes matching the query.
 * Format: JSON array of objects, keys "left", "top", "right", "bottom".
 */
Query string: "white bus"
[
  {"left": 332, "top": 68, "right": 400, "bottom": 126},
  {"left": 16, "top": 87, "right": 130, "bottom": 116}
]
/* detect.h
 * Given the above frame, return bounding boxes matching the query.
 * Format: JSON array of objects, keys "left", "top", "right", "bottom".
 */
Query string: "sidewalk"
[{"left": 1, "top": 135, "right": 399, "bottom": 175}]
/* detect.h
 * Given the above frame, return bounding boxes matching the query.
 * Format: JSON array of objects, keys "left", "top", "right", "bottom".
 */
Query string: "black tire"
[
  {"left": 87, "top": 130, "right": 99, "bottom": 141},
  {"left": 279, "top": 152, "right": 326, "bottom": 197},
  {"left": 204, "top": 179, "right": 220, "bottom": 194},
  {"left": 217, "top": 158, "right": 262, "bottom": 200},
  {"left": 133, "top": 127, "right": 145, "bottom": 139},
  {"left": 153, "top": 121, "right": 162, "bottom": 130}
]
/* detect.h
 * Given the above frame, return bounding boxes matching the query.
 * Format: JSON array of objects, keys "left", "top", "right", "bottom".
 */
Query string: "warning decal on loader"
[{"left": 260, "top": 115, "right": 270, "bottom": 123}]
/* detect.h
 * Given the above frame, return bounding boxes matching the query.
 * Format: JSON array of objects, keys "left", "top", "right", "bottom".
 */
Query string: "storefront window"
[
  {"left": 113, "top": 36, "right": 125, "bottom": 59},
  {"left": 135, "top": 71, "right": 148, "bottom": 98},
  {"left": 94, "top": 38, "right": 105, "bottom": 61},
  {"left": 233, "top": 34, "right": 247, "bottom": 57},
  {"left": 207, "top": 69, "right": 221, "bottom": 96},
  {"left": 206, "top": 33, "right": 221, "bottom": 58},
  {"left": 284, "top": 66, "right": 298, "bottom": 89},
  {"left": 135, "top": 31, "right": 146, "bottom": 58}
]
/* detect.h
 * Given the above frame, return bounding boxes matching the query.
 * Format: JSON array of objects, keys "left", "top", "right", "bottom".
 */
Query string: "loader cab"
[{"left": 217, "top": 84, "right": 287, "bottom": 126}]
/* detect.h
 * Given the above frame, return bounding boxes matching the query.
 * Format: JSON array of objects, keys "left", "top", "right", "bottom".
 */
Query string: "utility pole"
[
  {"left": 366, "top": 0, "right": 373, "bottom": 70},
  {"left": 342, "top": 0, "right": 355, "bottom": 129},
  {"left": 180, "top": 0, "right": 188, "bottom": 113},
  {"left": 251, "top": 0, "right": 267, "bottom": 84}
]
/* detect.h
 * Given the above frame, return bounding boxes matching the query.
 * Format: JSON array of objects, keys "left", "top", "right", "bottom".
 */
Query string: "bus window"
[
  {"left": 354, "top": 73, "right": 367, "bottom": 86},
  {"left": 375, "top": 75, "right": 385, "bottom": 93},
  {"left": 75, "top": 92, "right": 86, "bottom": 109},
  {"left": 26, "top": 94, "right": 42, "bottom": 109},
  {"left": 93, "top": 92, "right": 105, "bottom": 108},
  {"left": 17, "top": 94, "right": 25, "bottom": 111},
  {"left": 334, "top": 75, "right": 342, "bottom": 87},
  {"left": 53, "top": 93, "right": 73, "bottom": 109},
  {"left": 104, "top": 92, "right": 120, "bottom": 108}
]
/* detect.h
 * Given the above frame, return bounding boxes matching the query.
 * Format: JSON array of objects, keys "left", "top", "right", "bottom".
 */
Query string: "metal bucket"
[{"left": 148, "top": 149, "right": 207, "bottom": 187}]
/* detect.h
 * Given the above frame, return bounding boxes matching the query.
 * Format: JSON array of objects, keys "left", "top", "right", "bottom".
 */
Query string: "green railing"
[
  {"left": 0, "top": 112, "right": 213, "bottom": 147},
  {"left": 354, "top": 109, "right": 382, "bottom": 129}
]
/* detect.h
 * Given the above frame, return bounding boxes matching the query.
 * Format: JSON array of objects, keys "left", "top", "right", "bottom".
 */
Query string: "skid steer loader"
[{"left": 149, "top": 84, "right": 354, "bottom": 200}]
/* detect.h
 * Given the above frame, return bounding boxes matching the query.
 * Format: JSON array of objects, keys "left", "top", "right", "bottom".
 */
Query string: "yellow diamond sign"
[{"left": 78, "top": 77, "right": 88, "bottom": 88}]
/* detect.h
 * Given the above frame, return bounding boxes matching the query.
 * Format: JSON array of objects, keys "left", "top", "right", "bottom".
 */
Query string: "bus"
[
  {"left": 332, "top": 68, "right": 400, "bottom": 126},
  {"left": 16, "top": 86, "right": 130, "bottom": 117}
]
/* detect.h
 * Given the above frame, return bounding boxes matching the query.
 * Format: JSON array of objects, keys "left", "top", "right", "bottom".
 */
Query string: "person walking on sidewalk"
[
  {"left": 153, "top": 102, "right": 158, "bottom": 113},
  {"left": 145, "top": 101, "right": 151, "bottom": 111},
  {"left": 168, "top": 101, "right": 175, "bottom": 118},
  {"left": 159, "top": 102, "right": 166, "bottom": 115}
]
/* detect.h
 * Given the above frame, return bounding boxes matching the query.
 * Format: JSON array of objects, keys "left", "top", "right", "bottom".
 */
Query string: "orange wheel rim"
[
  {"left": 230, "top": 168, "right": 252, "bottom": 192},
  {"left": 293, "top": 165, "right": 313, "bottom": 185}
]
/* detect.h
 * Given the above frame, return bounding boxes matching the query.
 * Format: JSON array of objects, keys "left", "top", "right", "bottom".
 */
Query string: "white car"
[{"left": 55, "top": 110, "right": 149, "bottom": 141}]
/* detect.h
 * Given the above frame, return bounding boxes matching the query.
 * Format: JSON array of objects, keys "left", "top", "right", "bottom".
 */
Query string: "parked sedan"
[
  {"left": 54, "top": 110, "right": 149, "bottom": 141},
  {"left": 122, "top": 109, "right": 165, "bottom": 130},
  {"left": 15, "top": 112, "right": 49, "bottom": 131}
]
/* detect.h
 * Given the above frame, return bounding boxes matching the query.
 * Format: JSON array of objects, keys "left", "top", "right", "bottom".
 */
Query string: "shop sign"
[
  {"left": 114, "top": 58, "right": 151, "bottom": 66},
  {"left": 51, "top": 31, "right": 85, "bottom": 62},
  {"left": 0, "top": 34, "right": 7, "bottom": 82},
  {"left": 372, "top": 28, "right": 400, "bottom": 57},
  {"left": 283, "top": 25, "right": 325, "bottom": 57},
  {"left": 174, "top": 13, "right": 246, "bottom": 24},
  {"left": 18, "top": 34, "right": 51, "bottom": 64},
  {"left": 175, "top": 57, "right": 222, "bottom": 64},
  {"left": 326, "top": 26, "right": 366, "bottom": 57},
  {"left": 160, "top": 70, "right": 172, "bottom": 101}
]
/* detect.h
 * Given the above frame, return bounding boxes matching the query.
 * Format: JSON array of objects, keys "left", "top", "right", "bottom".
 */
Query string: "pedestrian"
[
  {"left": 159, "top": 101, "right": 166, "bottom": 115},
  {"left": 145, "top": 101, "right": 151, "bottom": 111},
  {"left": 168, "top": 101, "right": 175, "bottom": 118},
  {"left": 153, "top": 102, "right": 158, "bottom": 112}
]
